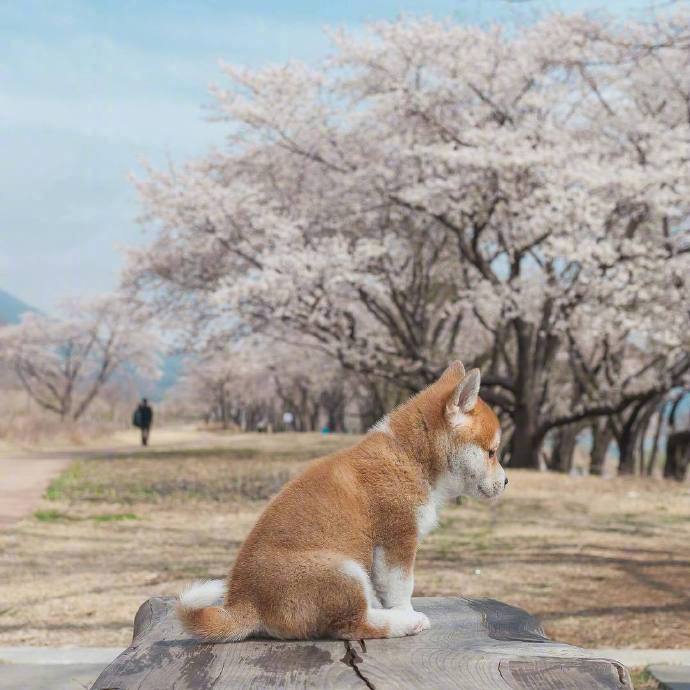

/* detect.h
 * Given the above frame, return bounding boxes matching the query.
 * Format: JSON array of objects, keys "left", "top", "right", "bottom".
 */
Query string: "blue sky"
[{"left": 0, "top": 0, "right": 656, "bottom": 310}]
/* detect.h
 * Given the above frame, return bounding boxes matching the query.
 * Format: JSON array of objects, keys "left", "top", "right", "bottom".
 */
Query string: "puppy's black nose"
[{"left": 504, "top": 477, "right": 509, "bottom": 487}]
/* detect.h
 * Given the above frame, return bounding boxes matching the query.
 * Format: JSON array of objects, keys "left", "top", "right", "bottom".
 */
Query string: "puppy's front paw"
[
  {"left": 409, "top": 611, "right": 430, "bottom": 634},
  {"left": 401, "top": 610, "right": 430, "bottom": 635},
  {"left": 370, "top": 608, "right": 431, "bottom": 637}
]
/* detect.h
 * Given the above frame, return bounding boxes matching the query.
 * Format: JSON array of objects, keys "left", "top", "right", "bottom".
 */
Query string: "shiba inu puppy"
[{"left": 178, "top": 361, "right": 506, "bottom": 641}]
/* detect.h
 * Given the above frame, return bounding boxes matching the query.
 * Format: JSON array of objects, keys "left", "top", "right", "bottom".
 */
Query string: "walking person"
[{"left": 133, "top": 398, "right": 154, "bottom": 446}]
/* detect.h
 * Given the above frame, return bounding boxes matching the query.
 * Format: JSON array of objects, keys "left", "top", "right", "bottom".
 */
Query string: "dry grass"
[
  {"left": 0, "top": 432, "right": 688, "bottom": 649},
  {"left": 419, "top": 472, "right": 690, "bottom": 650},
  {"left": 0, "top": 388, "right": 132, "bottom": 446}
]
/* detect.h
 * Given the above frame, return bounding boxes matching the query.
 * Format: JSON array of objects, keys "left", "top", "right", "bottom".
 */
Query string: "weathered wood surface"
[{"left": 91, "top": 597, "right": 632, "bottom": 689}]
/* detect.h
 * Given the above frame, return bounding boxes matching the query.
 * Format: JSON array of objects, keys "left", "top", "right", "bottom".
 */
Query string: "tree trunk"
[
  {"left": 620, "top": 398, "right": 662, "bottom": 475},
  {"left": 509, "top": 405, "right": 540, "bottom": 468},
  {"left": 309, "top": 405, "right": 320, "bottom": 432},
  {"left": 506, "top": 320, "right": 542, "bottom": 469},
  {"left": 665, "top": 431, "right": 690, "bottom": 481},
  {"left": 325, "top": 402, "right": 345, "bottom": 432},
  {"left": 590, "top": 422, "right": 613, "bottom": 475},
  {"left": 617, "top": 430, "right": 635, "bottom": 475},
  {"left": 637, "top": 404, "right": 660, "bottom": 475},
  {"left": 617, "top": 402, "right": 644, "bottom": 475},
  {"left": 218, "top": 384, "right": 229, "bottom": 429},
  {"left": 552, "top": 425, "right": 580, "bottom": 473},
  {"left": 357, "top": 385, "right": 387, "bottom": 432},
  {"left": 321, "top": 387, "right": 346, "bottom": 432}
]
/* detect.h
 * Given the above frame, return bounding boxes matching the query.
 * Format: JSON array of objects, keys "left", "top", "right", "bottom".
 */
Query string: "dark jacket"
[{"left": 133, "top": 403, "right": 153, "bottom": 428}]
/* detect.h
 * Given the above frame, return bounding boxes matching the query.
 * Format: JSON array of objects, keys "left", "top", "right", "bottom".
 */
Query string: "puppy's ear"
[
  {"left": 446, "top": 369, "right": 481, "bottom": 425},
  {"left": 438, "top": 360, "right": 465, "bottom": 384}
]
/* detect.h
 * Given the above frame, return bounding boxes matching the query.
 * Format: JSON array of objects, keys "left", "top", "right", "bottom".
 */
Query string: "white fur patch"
[
  {"left": 372, "top": 546, "right": 414, "bottom": 609},
  {"left": 179, "top": 579, "right": 227, "bottom": 609},
  {"left": 340, "top": 559, "right": 380, "bottom": 608},
  {"left": 453, "top": 442, "right": 486, "bottom": 477},
  {"left": 370, "top": 415, "right": 392, "bottom": 436},
  {"left": 366, "top": 607, "right": 430, "bottom": 637},
  {"left": 416, "top": 484, "right": 448, "bottom": 539}
]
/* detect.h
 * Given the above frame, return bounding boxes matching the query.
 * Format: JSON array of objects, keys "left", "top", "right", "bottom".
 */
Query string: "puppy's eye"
[{"left": 488, "top": 449, "right": 496, "bottom": 458}]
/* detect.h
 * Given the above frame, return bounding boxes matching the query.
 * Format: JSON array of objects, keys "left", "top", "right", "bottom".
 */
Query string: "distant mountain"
[{"left": 0, "top": 288, "right": 39, "bottom": 325}]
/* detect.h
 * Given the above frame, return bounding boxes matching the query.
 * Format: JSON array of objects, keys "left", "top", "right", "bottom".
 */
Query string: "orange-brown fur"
[{"left": 177, "top": 361, "right": 505, "bottom": 641}]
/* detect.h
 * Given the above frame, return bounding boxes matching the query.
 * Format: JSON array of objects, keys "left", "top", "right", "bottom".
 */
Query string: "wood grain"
[{"left": 91, "top": 597, "right": 632, "bottom": 689}]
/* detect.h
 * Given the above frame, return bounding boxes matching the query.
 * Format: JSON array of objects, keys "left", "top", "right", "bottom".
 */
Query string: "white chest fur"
[{"left": 415, "top": 486, "right": 446, "bottom": 539}]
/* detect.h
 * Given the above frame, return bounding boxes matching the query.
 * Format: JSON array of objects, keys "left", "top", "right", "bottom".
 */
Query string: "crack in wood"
[
  {"left": 341, "top": 640, "right": 376, "bottom": 690},
  {"left": 207, "top": 656, "right": 227, "bottom": 689},
  {"left": 497, "top": 660, "right": 511, "bottom": 689}
]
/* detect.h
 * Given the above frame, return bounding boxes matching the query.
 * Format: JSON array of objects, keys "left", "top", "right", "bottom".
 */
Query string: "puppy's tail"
[{"left": 176, "top": 579, "right": 259, "bottom": 642}]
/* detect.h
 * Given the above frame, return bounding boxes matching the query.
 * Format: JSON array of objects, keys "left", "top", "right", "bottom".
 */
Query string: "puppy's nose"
[{"left": 504, "top": 477, "right": 509, "bottom": 487}]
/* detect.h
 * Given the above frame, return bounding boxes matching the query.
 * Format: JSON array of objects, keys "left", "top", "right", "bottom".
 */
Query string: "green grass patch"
[
  {"left": 91, "top": 443, "right": 342, "bottom": 463},
  {"left": 37, "top": 435, "right": 356, "bottom": 507},
  {"left": 96, "top": 446, "right": 261, "bottom": 462},
  {"left": 45, "top": 462, "right": 85, "bottom": 501},
  {"left": 92, "top": 513, "right": 139, "bottom": 522},
  {"left": 34, "top": 509, "right": 72, "bottom": 522},
  {"left": 34, "top": 509, "right": 139, "bottom": 523},
  {"left": 41, "top": 451, "right": 301, "bottom": 505}
]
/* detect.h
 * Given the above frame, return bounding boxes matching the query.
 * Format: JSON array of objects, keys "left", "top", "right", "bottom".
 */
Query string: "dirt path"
[
  {"left": 0, "top": 425, "right": 266, "bottom": 529},
  {"left": 0, "top": 455, "right": 71, "bottom": 529}
]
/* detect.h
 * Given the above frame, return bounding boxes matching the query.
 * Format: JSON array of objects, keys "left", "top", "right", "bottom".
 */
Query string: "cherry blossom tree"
[
  {"left": 175, "top": 354, "right": 237, "bottom": 429},
  {"left": 173, "top": 346, "right": 272, "bottom": 430},
  {"left": 125, "top": 10, "right": 690, "bottom": 467},
  {"left": 174, "top": 340, "right": 351, "bottom": 431},
  {"left": 0, "top": 297, "right": 160, "bottom": 421}
]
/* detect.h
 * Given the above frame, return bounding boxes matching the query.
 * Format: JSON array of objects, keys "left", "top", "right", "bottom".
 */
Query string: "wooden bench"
[{"left": 91, "top": 596, "right": 632, "bottom": 689}]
